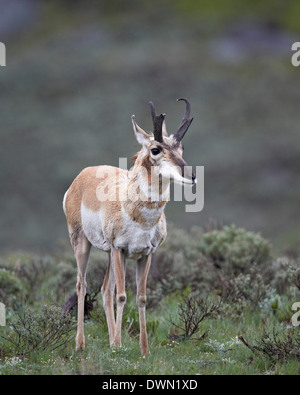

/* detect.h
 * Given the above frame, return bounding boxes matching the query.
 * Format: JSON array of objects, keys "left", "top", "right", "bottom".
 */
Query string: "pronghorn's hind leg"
[
  {"left": 136, "top": 254, "right": 152, "bottom": 355},
  {"left": 101, "top": 252, "right": 116, "bottom": 346},
  {"left": 71, "top": 226, "right": 91, "bottom": 351}
]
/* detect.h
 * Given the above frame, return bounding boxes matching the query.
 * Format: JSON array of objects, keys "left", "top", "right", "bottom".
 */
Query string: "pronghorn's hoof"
[
  {"left": 111, "top": 341, "right": 122, "bottom": 349},
  {"left": 76, "top": 344, "right": 85, "bottom": 352},
  {"left": 76, "top": 336, "right": 85, "bottom": 351},
  {"left": 141, "top": 348, "right": 151, "bottom": 356}
]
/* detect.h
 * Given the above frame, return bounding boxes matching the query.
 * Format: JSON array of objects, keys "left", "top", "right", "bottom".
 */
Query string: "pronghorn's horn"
[
  {"left": 174, "top": 97, "right": 193, "bottom": 142},
  {"left": 149, "top": 101, "right": 165, "bottom": 143}
]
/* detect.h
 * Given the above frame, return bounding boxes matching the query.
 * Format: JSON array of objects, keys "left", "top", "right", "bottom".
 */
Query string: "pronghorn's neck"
[
  {"left": 130, "top": 149, "right": 170, "bottom": 203},
  {"left": 122, "top": 149, "right": 169, "bottom": 227}
]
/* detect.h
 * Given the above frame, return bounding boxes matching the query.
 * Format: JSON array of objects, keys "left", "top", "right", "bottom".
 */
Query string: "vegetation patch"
[{"left": 0, "top": 224, "right": 299, "bottom": 375}]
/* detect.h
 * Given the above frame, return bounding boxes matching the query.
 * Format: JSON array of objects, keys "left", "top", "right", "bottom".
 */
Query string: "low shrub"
[
  {"left": 240, "top": 327, "right": 300, "bottom": 364},
  {"left": 1, "top": 305, "right": 76, "bottom": 357},
  {"left": 199, "top": 225, "right": 272, "bottom": 275},
  {"left": 168, "top": 295, "right": 222, "bottom": 341},
  {"left": 0, "top": 269, "right": 24, "bottom": 308}
]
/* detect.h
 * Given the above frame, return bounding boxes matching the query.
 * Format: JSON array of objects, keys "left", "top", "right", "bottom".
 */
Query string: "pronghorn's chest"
[{"left": 114, "top": 205, "right": 166, "bottom": 259}]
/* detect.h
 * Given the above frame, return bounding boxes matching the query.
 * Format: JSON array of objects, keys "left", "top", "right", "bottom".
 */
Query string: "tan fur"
[{"left": 65, "top": 166, "right": 127, "bottom": 239}]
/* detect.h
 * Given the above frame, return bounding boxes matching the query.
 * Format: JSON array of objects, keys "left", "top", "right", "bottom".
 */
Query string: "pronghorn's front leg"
[
  {"left": 136, "top": 254, "right": 152, "bottom": 355},
  {"left": 101, "top": 253, "right": 116, "bottom": 345},
  {"left": 111, "top": 248, "right": 126, "bottom": 347},
  {"left": 75, "top": 234, "right": 91, "bottom": 351}
]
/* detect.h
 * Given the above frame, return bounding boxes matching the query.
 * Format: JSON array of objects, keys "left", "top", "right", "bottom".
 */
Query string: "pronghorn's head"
[{"left": 131, "top": 98, "right": 196, "bottom": 186}]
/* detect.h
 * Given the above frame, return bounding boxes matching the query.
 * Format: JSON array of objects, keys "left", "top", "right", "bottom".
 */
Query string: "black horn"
[
  {"left": 149, "top": 101, "right": 165, "bottom": 143},
  {"left": 174, "top": 98, "right": 193, "bottom": 142}
]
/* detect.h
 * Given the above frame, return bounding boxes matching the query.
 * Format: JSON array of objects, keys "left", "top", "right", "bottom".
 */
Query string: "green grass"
[{"left": 1, "top": 297, "right": 299, "bottom": 375}]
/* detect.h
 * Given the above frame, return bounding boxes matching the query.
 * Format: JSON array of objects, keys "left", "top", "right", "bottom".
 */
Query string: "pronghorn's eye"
[{"left": 151, "top": 148, "right": 161, "bottom": 156}]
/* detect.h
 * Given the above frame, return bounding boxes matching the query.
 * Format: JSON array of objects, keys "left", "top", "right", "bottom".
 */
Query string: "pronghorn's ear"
[
  {"left": 162, "top": 118, "right": 168, "bottom": 137},
  {"left": 131, "top": 115, "right": 151, "bottom": 146}
]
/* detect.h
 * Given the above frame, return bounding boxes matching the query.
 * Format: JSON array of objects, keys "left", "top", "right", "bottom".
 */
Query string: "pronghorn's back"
[{"left": 64, "top": 165, "right": 125, "bottom": 227}]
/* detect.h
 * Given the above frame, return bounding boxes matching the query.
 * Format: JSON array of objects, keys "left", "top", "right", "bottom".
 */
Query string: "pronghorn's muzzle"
[
  {"left": 184, "top": 167, "right": 197, "bottom": 185},
  {"left": 175, "top": 158, "right": 196, "bottom": 185},
  {"left": 158, "top": 159, "right": 196, "bottom": 186}
]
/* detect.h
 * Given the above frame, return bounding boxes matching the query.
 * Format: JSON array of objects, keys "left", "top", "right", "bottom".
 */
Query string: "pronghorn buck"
[{"left": 63, "top": 98, "right": 196, "bottom": 355}]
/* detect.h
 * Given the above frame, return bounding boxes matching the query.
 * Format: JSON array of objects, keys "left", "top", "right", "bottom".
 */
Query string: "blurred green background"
[{"left": 0, "top": 0, "right": 299, "bottom": 253}]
